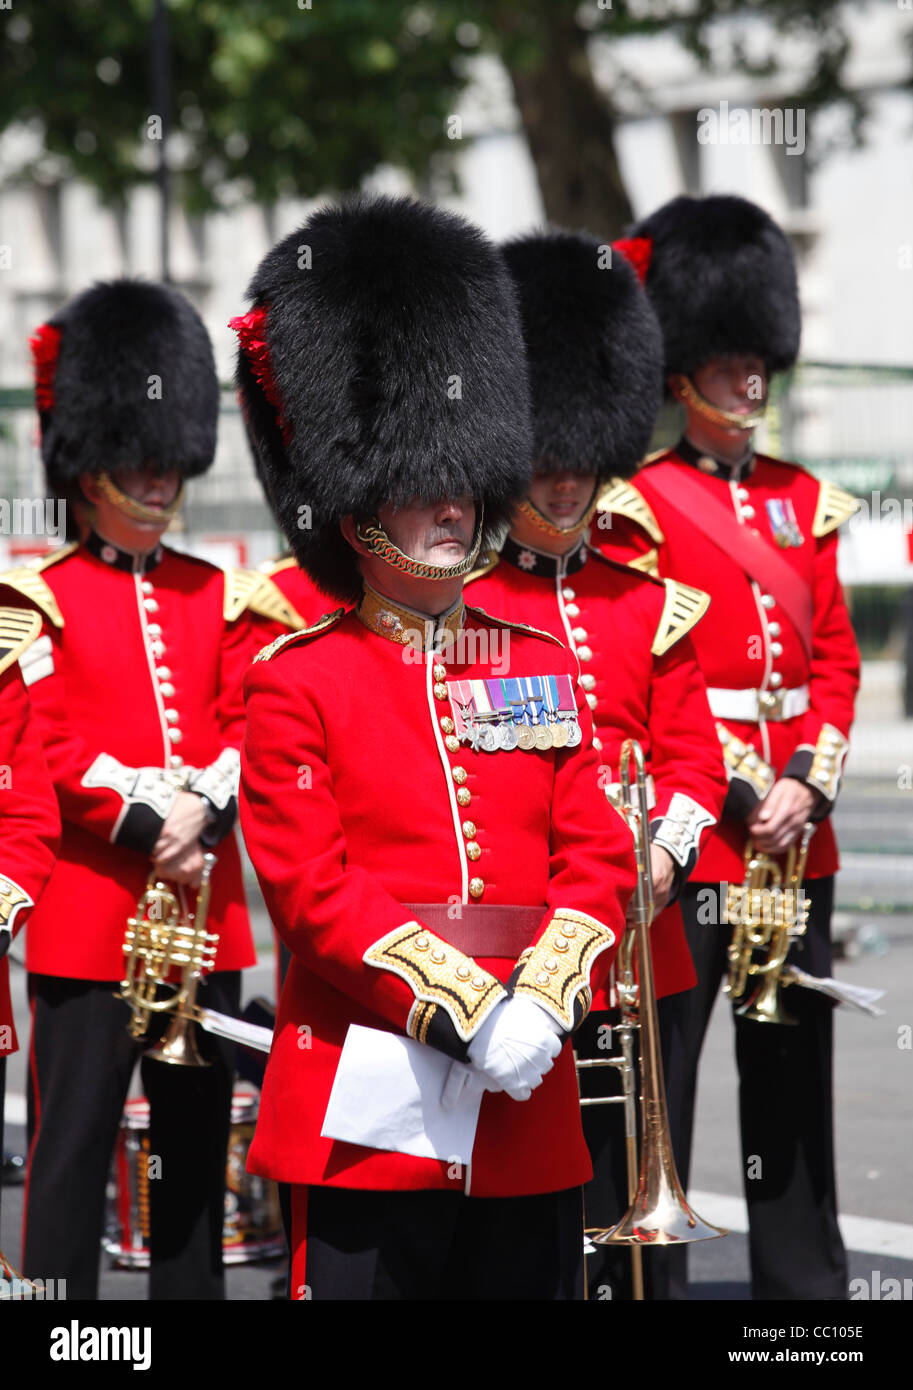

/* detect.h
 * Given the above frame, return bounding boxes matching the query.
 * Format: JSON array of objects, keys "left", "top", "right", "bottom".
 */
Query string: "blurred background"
[{"left": 0, "top": 0, "right": 911, "bottom": 1298}]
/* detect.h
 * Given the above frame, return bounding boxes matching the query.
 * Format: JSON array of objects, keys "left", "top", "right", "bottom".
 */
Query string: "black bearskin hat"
[
  {"left": 631, "top": 195, "right": 801, "bottom": 377},
  {"left": 233, "top": 194, "right": 533, "bottom": 603},
  {"left": 32, "top": 279, "right": 219, "bottom": 499},
  {"left": 502, "top": 229, "right": 663, "bottom": 481}
]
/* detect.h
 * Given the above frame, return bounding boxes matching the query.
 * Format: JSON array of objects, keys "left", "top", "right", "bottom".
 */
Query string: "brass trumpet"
[
  {"left": 586, "top": 740, "right": 726, "bottom": 1284},
  {"left": 725, "top": 824, "right": 813, "bottom": 1025},
  {"left": 119, "top": 852, "right": 219, "bottom": 1066}
]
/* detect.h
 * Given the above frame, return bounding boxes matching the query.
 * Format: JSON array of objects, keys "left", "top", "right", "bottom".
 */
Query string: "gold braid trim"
[
  {"left": 626, "top": 548, "right": 660, "bottom": 578},
  {"left": 0, "top": 546, "right": 77, "bottom": 628},
  {"left": 651, "top": 580, "right": 710, "bottom": 656},
  {"left": 812, "top": 480, "right": 860, "bottom": 538},
  {"left": 596, "top": 479, "right": 665, "bottom": 545},
  {"left": 808, "top": 722, "right": 850, "bottom": 801},
  {"left": 717, "top": 724, "right": 776, "bottom": 800},
  {"left": 364, "top": 922, "right": 506, "bottom": 1043},
  {"left": 224, "top": 569, "right": 307, "bottom": 630},
  {"left": 252, "top": 608, "right": 345, "bottom": 662},
  {"left": 0, "top": 608, "right": 41, "bottom": 677},
  {"left": 512, "top": 907, "right": 615, "bottom": 1031},
  {"left": 0, "top": 874, "right": 33, "bottom": 932}
]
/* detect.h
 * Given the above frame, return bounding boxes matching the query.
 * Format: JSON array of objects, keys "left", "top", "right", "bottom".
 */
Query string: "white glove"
[{"left": 465, "top": 996, "right": 564, "bottom": 1102}]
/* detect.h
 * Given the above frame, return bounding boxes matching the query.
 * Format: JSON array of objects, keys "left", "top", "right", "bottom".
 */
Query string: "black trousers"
[
  {"left": 577, "top": 1008, "right": 677, "bottom": 1300},
  {"left": 298, "top": 1185, "right": 584, "bottom": 1301},
  {"left": 24, "top": 971, "right": 239, "bottom": 1300},
  {"left": 656, "top": 876, "right": 847, "bottom": 1300}
]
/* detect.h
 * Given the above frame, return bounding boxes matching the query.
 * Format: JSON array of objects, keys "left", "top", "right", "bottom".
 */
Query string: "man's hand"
[
  {"left": 152, "top": 791, "right": 208, "bottom": 864},
  {"left": 632, "top": 842, "right": 676, "bottom": 920},
  {"left": 745, "top": 778, "right": 819, "bottom": 853},
  {"left": 152, "top": 843, "right": 205, "bottom": 887}
]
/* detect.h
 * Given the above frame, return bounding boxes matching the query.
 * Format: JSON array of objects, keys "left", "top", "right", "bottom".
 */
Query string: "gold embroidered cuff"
[
  {"left": 651, "top": 793, "right": 715, "bottom": 869},
  {"left": 807, "top": 723, "right": 850, "bottom": 802},
  {"left": 718, "top": 724, "right": 776, "bottom": 801},
  {"left": 511, "top": 908, "right": 615, "bottom": 1032},
  {"left": 364, "top": 922, "right": 506, "bottom": 1046},
  {"left": 0, "top": 874, "right": 34, "bottom": 933}
]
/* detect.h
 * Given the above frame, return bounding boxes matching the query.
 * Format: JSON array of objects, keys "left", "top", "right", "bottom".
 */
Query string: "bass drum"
[{"left": 104, "top": 1086, "right": 285, "bottom": 1268}]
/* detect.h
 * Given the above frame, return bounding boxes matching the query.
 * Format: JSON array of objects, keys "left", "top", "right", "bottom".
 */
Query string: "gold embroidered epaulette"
[
  {"left": 463, "top": 549, "right": 500, "bottom": 586},
  {"left": 596, "top": 478, "right": 665, "bottom": 544},
  {"left": 0, "top": 543, "right": 76, "bottom": 628},
  {"left": 224, "top": 568, "right": 307, "bottom": 630},
  {"left": 252, "top": 607, "right": 346, "bottom": 662},
  {"left": 652, "top": 581, "right": 710, "bottom": 657},
  {"left": 258, "top": 555, "right": 297, "bottom": 578},
  {"left": 0, "top": 607, "right": 42, "bottom": 677},
  {"left": 465, "top": 605, "right": 564, "bottom": 648},
  {"left": 812, "top": 480, "right": 860, "bottom": 538},
  {"left": 627, "top": 548, "right": 660, "bottom": 578}
]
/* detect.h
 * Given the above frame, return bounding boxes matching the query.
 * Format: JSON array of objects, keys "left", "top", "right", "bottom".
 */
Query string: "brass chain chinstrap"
[{"left": 355, "top": 505, "right": 485, "bottom": 583}]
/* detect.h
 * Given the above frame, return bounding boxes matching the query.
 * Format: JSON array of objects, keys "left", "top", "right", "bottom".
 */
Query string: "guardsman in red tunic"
[
  {"left": 0, "top": 612, "right": 59, "bottom": 1213},
  {"left": 466, "top": 230, "right": 726, "bottom": 1298},
  {"left": 1, "top": 281, "right": 257, "bottom": 1300},
  {"left": 597, "top": 196, "right": 860, "bottom": 1300},
  {"left": 233, "top": 194, "right": 637, "bottom": 1300}
]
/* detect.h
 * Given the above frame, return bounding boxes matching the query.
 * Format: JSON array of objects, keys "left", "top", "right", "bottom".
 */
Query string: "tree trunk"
[{"left": 496, "top": 3, "right": 633, "bottom": 239}]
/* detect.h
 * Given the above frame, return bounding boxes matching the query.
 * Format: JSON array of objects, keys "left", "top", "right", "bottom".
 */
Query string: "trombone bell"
[{"left": 590, "top": 739, "right": 726, "bottom": 1255}]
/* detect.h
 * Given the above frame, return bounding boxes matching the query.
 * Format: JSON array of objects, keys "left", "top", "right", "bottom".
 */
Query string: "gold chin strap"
[
  {"left": 96, "top": 471, "right": 185, "bottom": 524},
  {"left": 671, "top": 375, "right": 767, "bottom": 432},
  {"left": 355, "top": 504, "right": 485, "bottom": 582},
  {"left": 515, "top": 481, "right": 600, "bottom": 542}
]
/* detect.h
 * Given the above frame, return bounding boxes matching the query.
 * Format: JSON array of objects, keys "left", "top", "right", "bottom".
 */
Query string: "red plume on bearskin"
[
  {"left": 229, "top": 307, "right": 289, "bottom": 442},
  {"left": 612, "top": 237, "right": 653, "bottom": 285},
  {"left": 29, "top": 323, "right": 63, "bottom": 414}
]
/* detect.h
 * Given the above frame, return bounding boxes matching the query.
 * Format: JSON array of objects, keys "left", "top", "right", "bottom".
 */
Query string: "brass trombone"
[
  {"left": 585, "top": 740, "right": 726, "bottom": 1283},
  {"left": 118, "top": 852, "right": 219, "bottom": 1066},
  {"left": 0, "top": 1246, "right": 39, "bottom": 1297}
]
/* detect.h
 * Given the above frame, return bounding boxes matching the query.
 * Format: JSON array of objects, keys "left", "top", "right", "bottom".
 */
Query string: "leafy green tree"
[{"left": 1, "top": 0, "right": 888, "bottom": 237}]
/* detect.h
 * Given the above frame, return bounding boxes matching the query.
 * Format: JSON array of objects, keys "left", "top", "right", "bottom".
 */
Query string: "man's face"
[
  {"left": 526, "top": 470, "right": 597, "bottom": 530},
  {"left": 690, "top": 355, "right": 768, "bottom": 426},
  {"left": 81, "top": 465, "right": 182, "bottom": 537},
  {"left": 376, "top": 493, "right": 476, "bottom": 566}
]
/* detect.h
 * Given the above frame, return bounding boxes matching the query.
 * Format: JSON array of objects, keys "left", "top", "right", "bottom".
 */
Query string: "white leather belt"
[
  {"left": 706, "top": 684, "right": 810, "bottom": 722},
  {"left": 604, "top": 773, "right": 656, "bottom": 813}
]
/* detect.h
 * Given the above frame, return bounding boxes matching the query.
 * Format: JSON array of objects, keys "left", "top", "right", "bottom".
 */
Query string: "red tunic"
[
  {"left": 0, "top": 538, "right": 256, "bottom": 980},
  {"left": 0, "top": 647, "right": 60, "bottom": 1053},
  {"left": 240, "top": 595, "right": 637, "bottom": 1196},
  {"left": 596, "top": 446, "right": 860, "bottom": 881},
  {"left": 467, "top": 538, "right": 726, "bottom": 1000}
]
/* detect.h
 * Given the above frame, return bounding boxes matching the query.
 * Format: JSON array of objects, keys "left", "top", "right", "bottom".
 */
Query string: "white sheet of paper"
[{"left": 321, "top": 1024, "right": 482, "bottom": 1165}]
